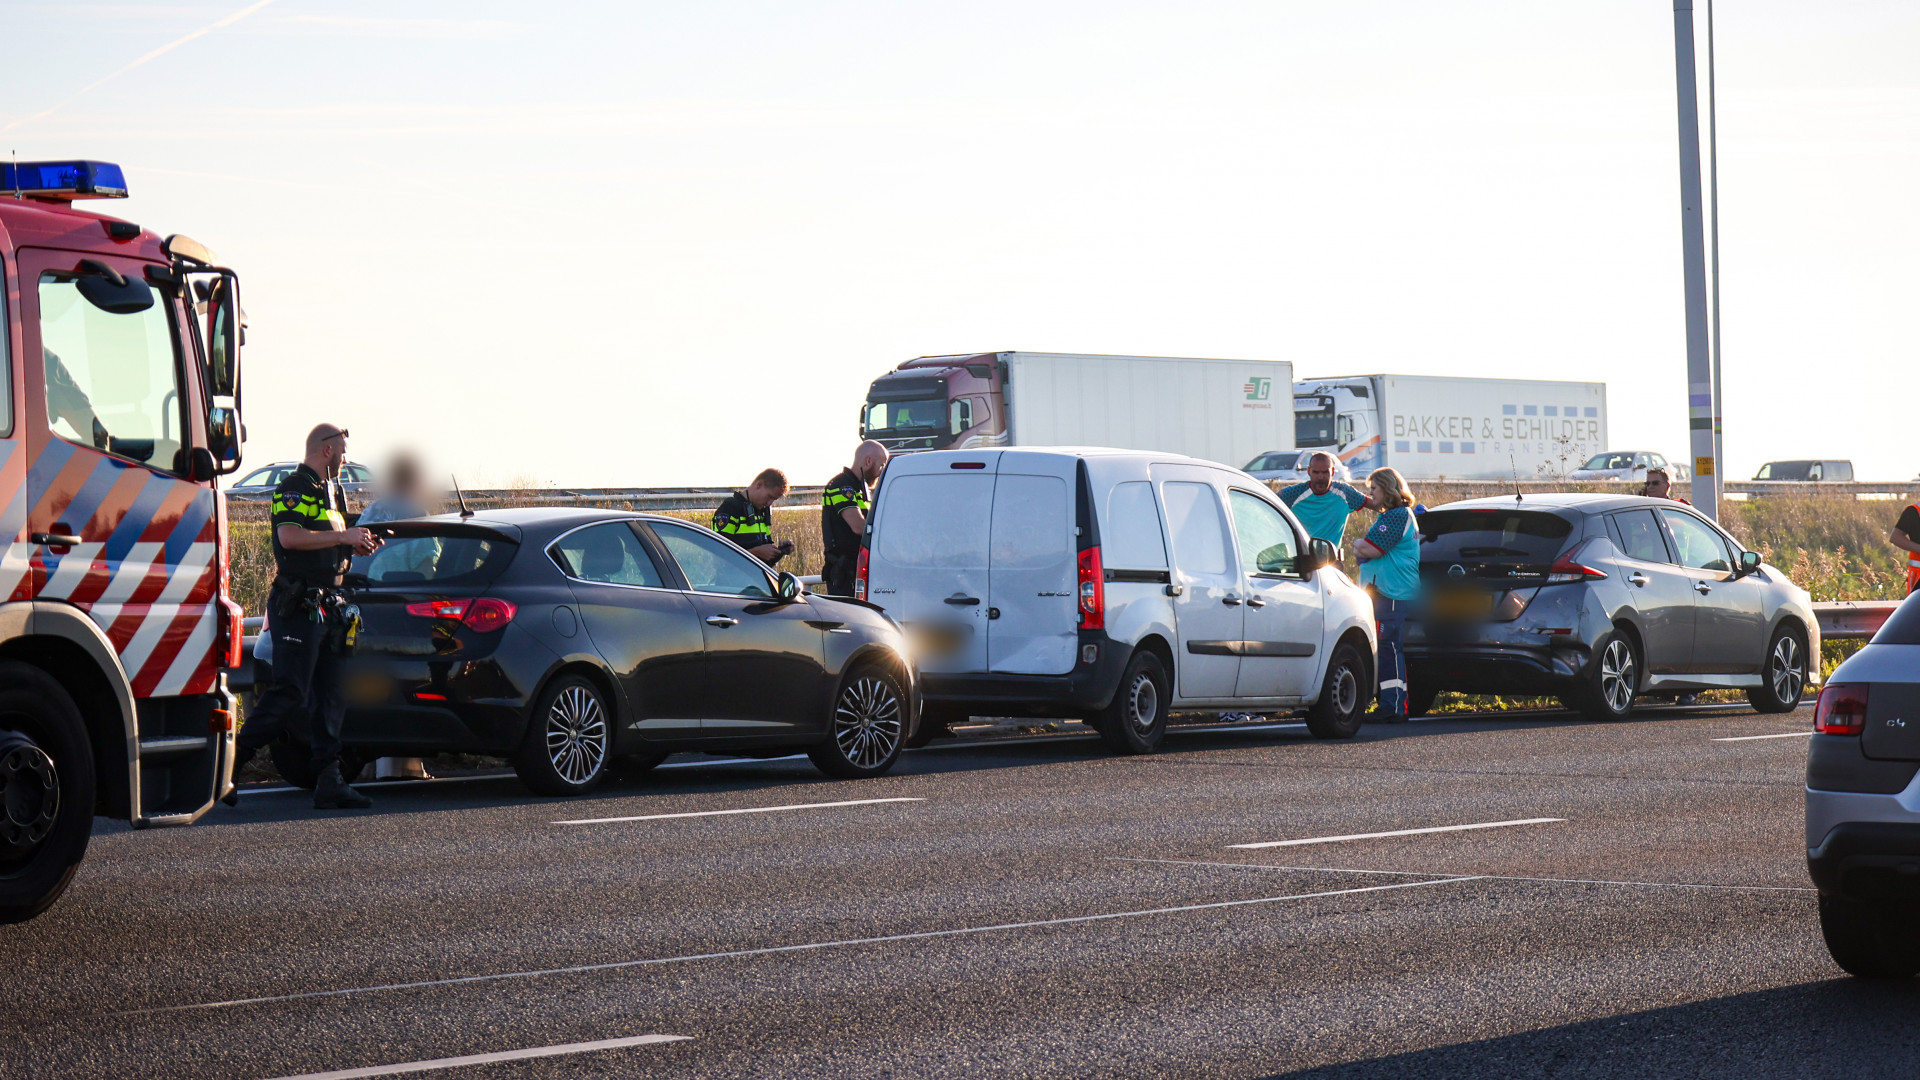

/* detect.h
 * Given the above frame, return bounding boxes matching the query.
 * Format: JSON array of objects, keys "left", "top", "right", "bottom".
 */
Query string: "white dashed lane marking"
[
  {"left": 260, "top": 1034, "right": 691, "bottom": 1079},
  {"left": 554, "top": 796, "right": 925, "bottom": 826},
  {"left": 1229, "top": 817, "right": 1566, "bottom": 849},
  {"left": 1712, "top": 731, "right": 1813, "bottom": 742}
]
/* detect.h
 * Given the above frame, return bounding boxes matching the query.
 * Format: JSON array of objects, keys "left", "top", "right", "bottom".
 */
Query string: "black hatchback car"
[{"left": 259, "top": 508, "right": 918, "bottom": 795}]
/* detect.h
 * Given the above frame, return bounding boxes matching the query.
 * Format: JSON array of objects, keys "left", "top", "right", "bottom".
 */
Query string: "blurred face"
[
  {"left": 1645, "top": 472, "right": 1671, "bottom": 498},
  {"left": 747, "top": 479, "right": 785, "bottom": 508},
  {"left": 324, "top": 433, "right": 348, "bottom": 478},
  {"left": 1371, "top": 476, "right": 1393, "bottom": 507},
  {"left": 1306, "top": 454, "right": 1334, "bottom": 493}
]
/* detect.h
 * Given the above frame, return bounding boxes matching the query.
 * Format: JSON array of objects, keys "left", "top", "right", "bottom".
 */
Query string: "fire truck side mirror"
[
  {"left": 208, "top": 402, "right": 242, "bottom": 475},
  {"left": 207, "top": 276, "right": 241, "bottom": 399}
]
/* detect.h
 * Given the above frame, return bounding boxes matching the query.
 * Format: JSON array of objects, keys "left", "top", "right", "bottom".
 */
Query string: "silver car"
[
  {"left": 1243, "top": 449, "right": 1354, "bottom": 486},
  {"left": 1806, "top": 595, "right": 1920, "bottom": 979},
  {"left": 1405, "top": 493, "right": 1817, "bottom": 721},
  {"left": 1568, "top": 450, "right": 1688, "bottom": 484},
  {"left": 227, "top": 459, "right": 375, "bottom": 499}
]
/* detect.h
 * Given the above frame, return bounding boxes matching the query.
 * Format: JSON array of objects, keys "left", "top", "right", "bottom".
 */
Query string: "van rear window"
[
  {"left": 1418, "top": 509, "right": 1573, "bottom": 564},
  {"left": 875, "top": 473, "right": 992, "bottom": 568}
]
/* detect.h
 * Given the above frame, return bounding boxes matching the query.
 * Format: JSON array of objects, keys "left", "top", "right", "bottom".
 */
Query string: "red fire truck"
[{"left": 0, "top": 160, "right": 246, "bottom": 922}]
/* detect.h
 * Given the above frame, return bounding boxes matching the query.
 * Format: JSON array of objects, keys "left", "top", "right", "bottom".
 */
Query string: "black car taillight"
[
  {"left": 1814, "top": 684, "right": 1869, "bottom": 735},
  {"left": 405, "top": 597, "right": 517, "bottom": 633}
]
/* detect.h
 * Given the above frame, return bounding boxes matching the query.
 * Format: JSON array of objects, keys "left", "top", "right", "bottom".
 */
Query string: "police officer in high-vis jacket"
[
  {"left": 712, "top": 468, "right": 793, "bottom": 566},
  {"left": 820, "top": 441, "right": 888, "bottom": 596},
  {"left": 230, "top": 424, "right": 383, "bottom": 809}
]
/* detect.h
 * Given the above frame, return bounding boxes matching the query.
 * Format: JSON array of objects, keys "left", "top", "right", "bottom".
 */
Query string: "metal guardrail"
[
  {"left": 1811, "top": 601, "right": 1901, "bottom": 641},
  {"left": 228, "top": 485, "right": 829, "bottom": 511}
]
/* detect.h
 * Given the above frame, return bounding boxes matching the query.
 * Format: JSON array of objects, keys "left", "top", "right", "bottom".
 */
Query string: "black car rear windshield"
[
  {"left": 1418, "top": 509, "right": 1574, "bottom": 563},
  {"left": 1873, "top": 598, "right": 1920, "bottom": 645},
  {"left": 351, "top": 535, "right": 516, "bottom": 586}
]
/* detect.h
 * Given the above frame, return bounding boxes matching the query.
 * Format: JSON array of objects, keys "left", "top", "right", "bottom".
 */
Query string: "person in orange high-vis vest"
[{"left": 1893, "top": 503, "right": 1920, "bottom": 596}]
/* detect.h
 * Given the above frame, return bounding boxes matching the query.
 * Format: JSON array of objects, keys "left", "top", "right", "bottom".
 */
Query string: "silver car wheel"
[
  {"left": 835, "top": 675, "right": 903, "bottom": 770},
  {"left": 546, "top": 685, "right": 608, "bottom": 785},
  {"left": 1125, "top": 671, "right": 1160, "bottom": 734},
  {"left": 1770, "top": 635, "right": 1803, "bottom": 702},
  {"left": 1329, "top": 662, "right": 1359, "bottom": 718},
  {"left": 1599, "top": 638, "right": 1635, "bottom": 714}
]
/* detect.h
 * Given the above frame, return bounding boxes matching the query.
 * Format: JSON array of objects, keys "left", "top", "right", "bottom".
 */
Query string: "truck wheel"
[
  {"left": 1304, "top": 640, "right": 1370, "bottom": 739},
  {"left": 809, "top": 665, "right": 907, "bottom": 778},
  {"left": 1099, "top": 651, "right": 1168, "bottom": 754},
  {"left": 1747, "top": 626, "right": 1808, "bottom": 714},
  {"left": 1819, "top": 894, "right": 1920, "bottom": 979},
  {"left": 0, "top": 661, "right": 97, "bottom": 925},
  {"left": 1567, "top": 631, "right": 1638, "bottom": 722},
  {"left": 515, "top": 675, "right": 612, "bottom": 796}
]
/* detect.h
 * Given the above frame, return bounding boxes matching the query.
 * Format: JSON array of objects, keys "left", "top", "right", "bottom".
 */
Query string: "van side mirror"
[
  {"left": 1303, "top": 537, "right": 1338, "bottom": 575},
  {"left": 776, "top": 571, "right": 802, "bottom": 601}
]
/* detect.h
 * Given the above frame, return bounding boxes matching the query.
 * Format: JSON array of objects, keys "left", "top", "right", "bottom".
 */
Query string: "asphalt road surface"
[{"left": 4, "top": 703, "right": 1915, "bottom": 1080}]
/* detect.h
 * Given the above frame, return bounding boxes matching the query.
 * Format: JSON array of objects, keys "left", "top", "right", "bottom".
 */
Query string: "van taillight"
[
  {"left": 1078, "top": 547, "right": 1104, "bottom": 630},
  {"left": 854, "top": 548, "right": 869, "bottom": 601},
  {"left": 405, "top": 597, "right": 517, "bottom": 632},
  {"left": 1545, "top": 540, "right": 1608, "bottom": 583},
  {"left": 1814, "top": 684, "right": 1869, "bottom": 735}
]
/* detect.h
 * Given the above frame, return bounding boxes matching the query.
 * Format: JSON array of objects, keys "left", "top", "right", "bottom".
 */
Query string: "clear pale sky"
[{"left": 5, "top": 1, "right": 1914, "bottom": 488}]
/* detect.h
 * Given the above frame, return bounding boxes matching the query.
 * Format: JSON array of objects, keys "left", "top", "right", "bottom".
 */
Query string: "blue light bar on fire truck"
[{"left": 2, "top": 160, "right": 129, "bottom": 201}]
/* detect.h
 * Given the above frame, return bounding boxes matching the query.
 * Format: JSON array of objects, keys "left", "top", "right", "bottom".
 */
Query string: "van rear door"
[
  {"left": 985, "top": 452, "right": 1077, "bottom": 675},
  {"left": 865, "top": 452, "right": 998, "bottom": 673}
]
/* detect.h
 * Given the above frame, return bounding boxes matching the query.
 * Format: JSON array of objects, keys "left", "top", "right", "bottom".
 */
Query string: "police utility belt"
[{"left": 273, "top": 578, "right": 363, "bottom": 656}]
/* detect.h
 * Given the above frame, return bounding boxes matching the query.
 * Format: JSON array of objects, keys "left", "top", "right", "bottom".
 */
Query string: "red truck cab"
[{"left": 0, "top": 161, "right": 247, "bottom": 922}]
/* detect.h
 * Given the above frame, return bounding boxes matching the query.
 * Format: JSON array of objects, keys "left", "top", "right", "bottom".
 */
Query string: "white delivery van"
[{"left": 858, "top": 448, "right": 1378, "bottom": 752}]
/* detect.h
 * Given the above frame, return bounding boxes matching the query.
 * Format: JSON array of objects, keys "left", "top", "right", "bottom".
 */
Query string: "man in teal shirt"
[{"left": 1277, "top": 452, "right": 1376, "bottom": 547}]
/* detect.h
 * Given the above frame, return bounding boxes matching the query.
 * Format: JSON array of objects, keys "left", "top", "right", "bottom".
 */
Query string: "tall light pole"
[
  {"left": 1672, "top": 0, "right": 1719, "bottom": 519},
  {"left": 1706, "top": 0, "right": 1725, "bottom": 506}
]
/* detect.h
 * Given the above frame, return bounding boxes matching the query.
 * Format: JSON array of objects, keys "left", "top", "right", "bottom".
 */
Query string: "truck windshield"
[
  {"left": 1294, "top": 398, "right": 1336, "bottom": 447},
  {"left": 866, "top": 399, "right": 945, "bottom": 435},
  {"left": 1418, "top": 509, "right": 1574, "bottom": 564}
]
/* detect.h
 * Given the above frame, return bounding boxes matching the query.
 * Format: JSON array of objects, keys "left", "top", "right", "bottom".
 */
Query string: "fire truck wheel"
[{"left": 0, "top": 660, "right": 97, "bottom": 925}]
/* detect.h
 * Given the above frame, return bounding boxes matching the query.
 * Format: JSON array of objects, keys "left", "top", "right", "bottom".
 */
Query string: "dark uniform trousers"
[
  {"left": 237, "top": 580, "right": 348, "bottom": 773},
  {"left": 824, "top": 554, "right": 857, "bottom": 598}
]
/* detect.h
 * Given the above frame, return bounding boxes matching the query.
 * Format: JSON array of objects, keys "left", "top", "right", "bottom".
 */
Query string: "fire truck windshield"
[{"left": 865, "top": 398, "right": 945, "bottom": 435}]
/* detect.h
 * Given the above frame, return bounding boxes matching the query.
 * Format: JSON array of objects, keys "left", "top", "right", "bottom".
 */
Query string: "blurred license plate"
[
  {"left": 1430, "top": 590, "right": 1494, "bottom": 620},
  {"left": 906, "top": 623, "right": 971, "bottom": 658},
  {"left": 345, "top": 671, "right": 394, "bottom": 705}
]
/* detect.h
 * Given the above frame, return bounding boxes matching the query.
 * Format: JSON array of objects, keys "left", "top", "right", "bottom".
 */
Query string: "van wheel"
[
  {"left": 905, "top": 705, "right": 963, "bottom": 749},
  {"left": 269, "top": 737, "right": 319, "bottom": 790},
  {"left": 1305, "top": 640, "right": 1370, "bottom": 739},
  {"left": 1100, "top": 651, "right": 1169, "bottom": 754},
  {"left": 1819, "top": 894, "right": 1920, "bottom": 979},
  {"left": 0, "top": 661, "right": 96, "bottom": 925},
  {"left": 515, "top": 676, "right": 611, "bottom": 796},
  {"left": 1406, "top": 681, "right": 1439, "bottom": 720},
  {"left": 1747, "top": 627, "right": 1807, "bottom": 714},
  {"left": 1567, "top": 632, "right": 1638, "bottom": 722},
  {"left": 810, "top": 665, "right": 906, "bottom": 778}
]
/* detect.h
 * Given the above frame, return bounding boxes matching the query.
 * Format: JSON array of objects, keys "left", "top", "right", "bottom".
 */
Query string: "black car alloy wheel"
[
  {"left": 515, "top": 675, "right": 611, "bottom": 796},
  {"left": 810, "top": 665, "right": 905, "bottom": 779}
]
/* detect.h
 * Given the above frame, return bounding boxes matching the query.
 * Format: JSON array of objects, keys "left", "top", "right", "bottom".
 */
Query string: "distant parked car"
[
  {"left": 1405, "top": 493, "right": 1817, "bottom": 721},
  {"left": 248, "top": 508, "right": 918, "bottom": 795},
  {"left": 1806, "top": 593, "right": 1920, "bottom": 979},
  {"left": 1754, "top": 459, "right": 1853, "bottom": 482},
  {"left": 1243, "top": 449, "right": 1354, "bottom": 486},
  {"left": 228, "top": 460, "right": 374, "bottom": 498},
  {"left": 1568, "top": 451, "right": 1688, "bottom": 484}
]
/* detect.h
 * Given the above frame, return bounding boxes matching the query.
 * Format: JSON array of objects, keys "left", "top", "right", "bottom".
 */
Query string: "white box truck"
[
  {"left": 859, "top": 352, "right": 1293, "bottom": 468},
  {"left": 1292, "top": 375, "right": 1608, "bottom": 481}
]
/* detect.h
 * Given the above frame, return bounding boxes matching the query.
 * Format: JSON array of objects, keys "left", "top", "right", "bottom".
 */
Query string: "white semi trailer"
[
  {"left": 860, "top": 352, "right": 1293, "bottom": 469},
  {"left": 1293, "top": 375, "right": 1608, "bottom": 481}
]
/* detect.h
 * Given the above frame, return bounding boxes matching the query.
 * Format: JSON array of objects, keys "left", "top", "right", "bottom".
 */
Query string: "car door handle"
[
  {"left": 1628, "top": 572, "right": 1649, "bottom": 587},
  {"left": 1245, "top": 596, "right": 1266, "bottom": 607},
  {"left": 1693, "top": 582, "right": 1712, "bottom": 595},
  {"left": 943, "top": 596, "right": 980, "bottom": 606},
  {"left": 1222, "top": 595, "right": 1243, "bottom": 606},
  {"left": 30, "top": 533, "right": 85, "bottom": 548},
  {"left": 705, "top": 615, "right": 739, "bottom": 627}
]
